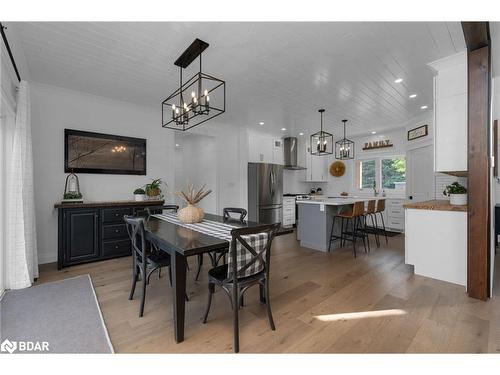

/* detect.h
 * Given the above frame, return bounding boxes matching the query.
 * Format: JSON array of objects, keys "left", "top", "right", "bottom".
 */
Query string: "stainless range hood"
[{"left": 283, "top": 137, "right": 306, "bottom": 170}]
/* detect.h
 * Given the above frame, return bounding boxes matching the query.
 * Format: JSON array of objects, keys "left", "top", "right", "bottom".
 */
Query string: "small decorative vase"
[
  {"left": 178, "top": 204, "right": 205, "bottom": 223},
  {"left": 449, "top": 194, "right": 467, "bottom": 206},
  {"left": 134, "top": 194, "right": 146, "bottom": 202}
]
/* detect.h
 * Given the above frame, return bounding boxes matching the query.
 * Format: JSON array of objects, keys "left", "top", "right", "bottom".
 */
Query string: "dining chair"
[
  {"left": 202, "top": 222, "right": 281, "bottom": 353},
  {"left": 194, "top": 207, "right": 247, "bottom": 281},
  {"left": 124, "top": 215, "right": 172, "bottom": 317},
  {"left": 223, "top": 207, "right": 248, "bottom": 222}
]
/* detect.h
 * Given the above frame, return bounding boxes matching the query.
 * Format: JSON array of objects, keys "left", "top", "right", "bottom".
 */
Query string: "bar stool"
[
  {"left": 329, "top": 201, "right": 368, "bottom": 258},
  {"left": 374, "top": 199, "right": 388, "bottom": 245},
  {"left": 364, "top": 199, "right": 380, "bottom": 248}
]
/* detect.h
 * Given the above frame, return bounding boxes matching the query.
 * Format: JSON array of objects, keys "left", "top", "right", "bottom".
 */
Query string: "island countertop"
[
  {"left": 403, "top": 199, "right": 467, "bottom": 212},
  {"left": 296, "top": 197, "right": 392, "bottom": 206}
]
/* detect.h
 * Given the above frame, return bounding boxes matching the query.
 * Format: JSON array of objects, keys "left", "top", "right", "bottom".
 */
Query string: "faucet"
[{"left": 373, "top": 182, "right": 378, "bottom": 197}]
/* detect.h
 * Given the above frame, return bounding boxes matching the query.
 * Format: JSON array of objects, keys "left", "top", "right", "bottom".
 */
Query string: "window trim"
[{"left": 354, "top": 154, "right": 406, "bottom": 194}]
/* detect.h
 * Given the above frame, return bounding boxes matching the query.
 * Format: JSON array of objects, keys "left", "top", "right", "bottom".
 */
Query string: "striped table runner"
[{"left": 153, "top": 213, "right": 267, "bottom": 278}]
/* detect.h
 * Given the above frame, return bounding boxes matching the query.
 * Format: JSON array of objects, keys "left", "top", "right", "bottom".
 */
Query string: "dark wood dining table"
[{"left": 143, "top": 213, "right": 293, "bottom": 343}]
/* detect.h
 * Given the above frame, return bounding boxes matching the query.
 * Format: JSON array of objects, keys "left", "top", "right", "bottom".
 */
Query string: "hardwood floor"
[{"left": 37, "top": 231, "right": 500, "bottom": 353}]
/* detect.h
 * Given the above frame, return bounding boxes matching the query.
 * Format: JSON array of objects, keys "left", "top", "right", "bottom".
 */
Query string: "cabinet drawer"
[
  {"left": 387, "top": 207, "right": 404, "bottom": 218},
  {"left": 387, "top": 217, "right": 404, "bottom": 229},
  {"left": 101, "top": 239, "right": 131, "bottom": 258},
  {"left": 102, "top": 207, "right": 132, "bottom": 223},
  {"left": 102, "top": 223, "right": 129, "bottom": 240},
  {"left": 386, "top": 199, "right": 404, "bottom": 208}
]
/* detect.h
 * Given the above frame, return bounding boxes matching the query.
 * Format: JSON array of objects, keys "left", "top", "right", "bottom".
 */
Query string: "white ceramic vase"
[
  {"left": 178, "top": 204, "right": 205, "bottom": 224},
  {"left": 134, "top": 194, "right": 146, "bottom": 202},
  {"left": 449, "top": 194, "right": 467, "bottom": 206}
]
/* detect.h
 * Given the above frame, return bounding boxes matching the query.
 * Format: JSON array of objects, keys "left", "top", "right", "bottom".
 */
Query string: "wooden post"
[{"left": 462, "top": 22, "right": 491, "bottom": 300}]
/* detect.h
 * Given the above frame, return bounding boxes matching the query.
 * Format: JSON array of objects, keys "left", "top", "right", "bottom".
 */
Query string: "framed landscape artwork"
[{"left": 64, "top": 129, "right": 147, "bottom": 175}]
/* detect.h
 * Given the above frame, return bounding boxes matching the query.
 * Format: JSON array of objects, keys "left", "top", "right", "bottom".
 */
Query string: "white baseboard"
[{"left": 38, "top": 252, "right": 57, "bottom": 265}]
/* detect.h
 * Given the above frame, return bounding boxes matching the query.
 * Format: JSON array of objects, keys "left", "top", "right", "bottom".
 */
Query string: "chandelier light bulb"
[
  {"left": 171, "top": 104, "right": 176, "bottom": 110},
  {"left": 206, "top": 95, "right": 210, "bottom": 102},
  {"left": 204, "top": 89, "right": 208, "bottom": 97},
  {"left": 191, "top": 91, "right": 196, "bottom": 98}
]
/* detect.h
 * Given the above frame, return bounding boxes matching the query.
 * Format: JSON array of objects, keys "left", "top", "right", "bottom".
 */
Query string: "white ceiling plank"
[{"left": 12, "top": 21, "right": 463, "bottom": 136}]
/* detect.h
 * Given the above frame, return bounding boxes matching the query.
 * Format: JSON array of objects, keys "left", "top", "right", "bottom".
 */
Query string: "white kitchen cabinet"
[
  {"left": 428, "top": 51, "right": 467, "bottom": 173},
  {"left": 304, "top": 144, "right": 327, "bottom": 182},
  {"left": 282, "top": 196, "right": 296, "bottom": 227},
  {"left": 248, "top": 133, "right": 283, "bottom": 165}
]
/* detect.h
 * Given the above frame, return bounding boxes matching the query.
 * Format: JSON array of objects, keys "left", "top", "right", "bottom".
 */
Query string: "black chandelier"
[
  {"left": 162, "top": 39, "right": 225, "bottom": 131},
  {"left": 310, "top": 109, "right": 333, "bottom": 156},
  {"left": 335, "top": 119, "right": 355, "bottom": 159}
]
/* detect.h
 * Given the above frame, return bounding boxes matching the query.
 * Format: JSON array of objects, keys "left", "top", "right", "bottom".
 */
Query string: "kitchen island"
[{"left": 296, "top": 198, "right": 367, "bottom": 251}]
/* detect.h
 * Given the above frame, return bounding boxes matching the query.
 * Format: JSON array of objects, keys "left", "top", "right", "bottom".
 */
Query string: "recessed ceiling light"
[
  {"left": 371, "top": 131, "right": 377, "bottom": 134},
  {"left": 281, "top": 128, "right": 286, "bottom": 131},
  {"left": 409, "top": 94, "right": 417, "bottom": 98},
  {"left": 421, "top": 105, "right": 428, "bottom": 110},
  {"left": 175, "top": 143, "right": 180, "bottom": 147},
  {"left": 394, "top": 78, "right": 403, "bottom": 83},
  {"left": 259, "top": 122, "right": 265, "bottom": 125},
  {"left": 299, "top": 132, "right": 304, "bottom": 136}
]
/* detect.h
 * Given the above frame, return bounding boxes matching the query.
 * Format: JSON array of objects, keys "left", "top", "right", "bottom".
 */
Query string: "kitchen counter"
[
  {"left": 403, "top": 199, "right": 467, "bottom": 212},
  {"left": 404, "top": 200, "right": 466, "bottom": 287}
]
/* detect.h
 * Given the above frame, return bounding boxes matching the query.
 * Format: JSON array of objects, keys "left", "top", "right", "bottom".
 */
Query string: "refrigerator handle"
[{"left": 270, "top": 169, "right": 275, "bottom": 198}]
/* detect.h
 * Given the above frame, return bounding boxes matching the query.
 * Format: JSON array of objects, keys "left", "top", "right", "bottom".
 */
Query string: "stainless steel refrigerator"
[{"left": 248, "top": 163, "right": 283, "bottom": 224}]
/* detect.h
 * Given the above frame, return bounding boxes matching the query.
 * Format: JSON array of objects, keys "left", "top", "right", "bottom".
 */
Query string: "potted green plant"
[
  {"left": 144, "top": 178, "right": 166, "bottom": 200},
  {"left": 133, "top": 188, "right": 146, "bottom": 202},
  {"left": 443, "top": 182, "right": 467, "bottom": 205}
]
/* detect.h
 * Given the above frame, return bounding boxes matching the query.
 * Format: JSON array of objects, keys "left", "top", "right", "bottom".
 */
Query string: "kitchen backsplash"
[{"left": 435, "top": 173, "right": 467, "bottom": 200}]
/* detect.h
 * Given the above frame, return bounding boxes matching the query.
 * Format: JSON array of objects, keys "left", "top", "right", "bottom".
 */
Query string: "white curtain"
[{"left": 5, "top": 80, "right": 38, "bottom": 289}]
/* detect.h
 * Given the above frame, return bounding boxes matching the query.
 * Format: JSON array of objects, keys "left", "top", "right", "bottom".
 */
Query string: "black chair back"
[
  {"left": 124, "top": 215, "right": 147, "bottom": 265},
  {"left": 227, "top": 223, "right": 280, "bottom": 281},
  {"left": 163, "top": 205, "right": 179, "bottom": 212},
  {"left": 223, "top": 207, "right": 247, "bottom": 222}
]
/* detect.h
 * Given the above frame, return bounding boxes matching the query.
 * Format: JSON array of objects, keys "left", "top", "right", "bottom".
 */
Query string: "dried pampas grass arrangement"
[{"left": 174, "top": 184, "right": 212, "bottom": 223}]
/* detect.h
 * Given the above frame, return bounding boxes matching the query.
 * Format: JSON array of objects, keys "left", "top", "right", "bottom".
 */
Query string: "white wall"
[
  {"left": 31, "top": 82, "right": 176, "bottom": 264},
  {"left": 173, "top": 132, "right": 217, "bottom": 213}
]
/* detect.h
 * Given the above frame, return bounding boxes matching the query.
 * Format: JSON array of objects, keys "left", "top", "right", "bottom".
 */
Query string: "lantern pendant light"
[
  {"left": 335, "top": 119, "right": 355, "bottom": 160},
  {"left": 310, "top": 109, "right": 333, "bottom": 156}
]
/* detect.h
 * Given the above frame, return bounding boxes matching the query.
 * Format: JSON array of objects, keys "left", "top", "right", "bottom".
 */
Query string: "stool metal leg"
[{"left": 378, "top": 212, "right": 388, "bottom": 244}]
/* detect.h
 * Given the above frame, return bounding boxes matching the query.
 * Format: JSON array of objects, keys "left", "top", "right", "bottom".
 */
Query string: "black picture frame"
[
  {"left": 64, "top": 129, "right": 147, "bottom": 175},
  {"left": 407, "top": 124, "right": 428, "bottom": 141}
]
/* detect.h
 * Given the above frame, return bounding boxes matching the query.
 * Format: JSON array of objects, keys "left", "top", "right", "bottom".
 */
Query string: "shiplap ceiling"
[{"left": 9, "top": 22, "right": 465, "bottom": 136}]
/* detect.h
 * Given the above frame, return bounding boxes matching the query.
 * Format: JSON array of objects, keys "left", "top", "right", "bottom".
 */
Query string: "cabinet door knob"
[
  {"left": 115, "top": 229, "right": 119, "bottom": 233},
  {"left": 115, "top": 245, "right": 119, "bottom": 249}
]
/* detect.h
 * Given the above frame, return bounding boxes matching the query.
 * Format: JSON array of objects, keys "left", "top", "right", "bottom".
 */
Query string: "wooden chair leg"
[
  {"left": 259, "top": 283, "right": 266, "bottom": 304},
  {"left": 139, "top": 269, "right": 147, "bottom": 317},
  {"left": 129, "top": 265, "right": 138, "bottom": 300},
  {"left": 265, "top": 279, "right": 276, "bottom": 331},
  {"left": 202, "top": 282, "right": 215, "bottom": 323}
]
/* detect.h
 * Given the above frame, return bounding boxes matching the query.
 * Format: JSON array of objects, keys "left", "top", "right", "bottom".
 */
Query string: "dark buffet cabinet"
[{"left": 55, "top": 200, "right": 164, "bottom": 269}]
